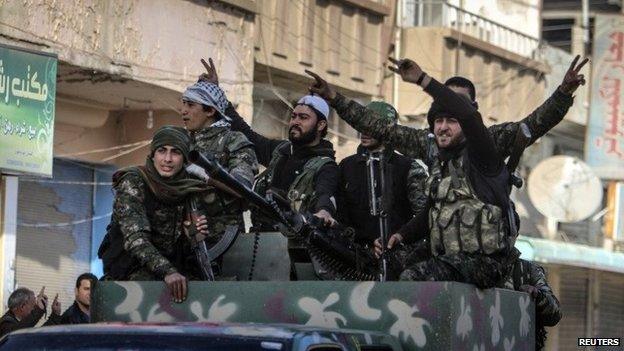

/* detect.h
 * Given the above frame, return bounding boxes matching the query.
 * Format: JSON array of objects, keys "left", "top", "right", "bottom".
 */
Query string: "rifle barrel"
[{"left": 188, "top": 150, "right": 286, "bottom": 224}]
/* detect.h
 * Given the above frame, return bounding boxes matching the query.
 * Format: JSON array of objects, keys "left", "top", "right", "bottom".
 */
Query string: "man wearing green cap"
[
  {"left": 99, "top": 125, "right": 209, "bottom": 303},
  {"left": 337, "top": 101, "right": 421, "bottom": 248}
]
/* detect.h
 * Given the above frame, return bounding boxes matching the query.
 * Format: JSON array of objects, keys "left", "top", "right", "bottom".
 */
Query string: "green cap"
[{"left": 366, "top": 101, "right": 398, "bottom": 124}]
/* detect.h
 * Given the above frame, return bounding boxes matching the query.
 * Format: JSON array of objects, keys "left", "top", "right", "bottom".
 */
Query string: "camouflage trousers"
[{"left": 399, "top": 249, "right": 520, "bottom": 289}]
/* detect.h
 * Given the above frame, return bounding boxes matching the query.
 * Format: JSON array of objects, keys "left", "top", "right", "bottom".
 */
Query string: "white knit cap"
[{"left": 297, "top": 95, "right": 330, "bottom": 120}]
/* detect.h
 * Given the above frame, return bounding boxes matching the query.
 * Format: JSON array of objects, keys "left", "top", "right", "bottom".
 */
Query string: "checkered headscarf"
[{"left": 182, "top": 81, "right": 229, "bottom": 121}]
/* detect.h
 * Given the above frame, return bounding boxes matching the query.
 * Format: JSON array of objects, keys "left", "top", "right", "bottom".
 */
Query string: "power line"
[
  {"left": 56, "top": 140, "right": 150, "bottom": 158},
  {"left": 16, "top": 212, "right": 112, "bottom": 228},
  {"left": 19, "top": 179, "right": 113, "bottom": 186}
]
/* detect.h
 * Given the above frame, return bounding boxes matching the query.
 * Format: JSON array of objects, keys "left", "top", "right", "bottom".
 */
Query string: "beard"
[
  {"left": 289, "top": 125, "right": 318, "bottom": 146},
  {"left": 435, "top": 131, "right": 464, "bottom": 149}
]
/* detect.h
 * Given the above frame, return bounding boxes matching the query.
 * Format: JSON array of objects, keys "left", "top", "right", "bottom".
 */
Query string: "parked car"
[{"left": 0, "top": 322, "right": 402, "bottom": 351}]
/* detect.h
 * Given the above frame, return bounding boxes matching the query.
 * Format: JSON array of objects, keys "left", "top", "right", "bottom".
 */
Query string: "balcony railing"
[{"left": 403, "top": 0, "right": 541, "bottom": 59}]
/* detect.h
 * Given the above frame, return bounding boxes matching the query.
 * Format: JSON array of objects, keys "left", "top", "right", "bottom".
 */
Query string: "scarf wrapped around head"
[
  {"left": 113, "top": 125, "right": 207, "bottom": 203},
  {"left": 182, "top": 81, "right": 229, "bottom": 121}
]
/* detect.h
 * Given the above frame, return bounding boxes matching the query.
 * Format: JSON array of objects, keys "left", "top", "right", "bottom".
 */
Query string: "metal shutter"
[
  {"left": 15, "top": 159, "right": 94, "bottom": 319},
  {"left": 598, "top": 272, "right": 624, "bottom": 339},
  {"left": 558, "top": 266, "right": 589, "bottom": 351}
]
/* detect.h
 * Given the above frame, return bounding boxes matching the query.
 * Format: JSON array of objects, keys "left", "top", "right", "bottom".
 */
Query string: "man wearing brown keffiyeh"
[{"left": 101, "top": 125, "right": 207, "bottom": 302}]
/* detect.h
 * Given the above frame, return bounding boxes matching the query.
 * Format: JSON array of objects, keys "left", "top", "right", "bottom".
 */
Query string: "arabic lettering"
[
  {"left": 0, "top": 118, "right": 39, "bottom": 140},
  {"left": 596, "top": 30, "right": 624, "bottom": 160},
  {"left": 0, "top": 60, "right": 49, "bottom": 105}
]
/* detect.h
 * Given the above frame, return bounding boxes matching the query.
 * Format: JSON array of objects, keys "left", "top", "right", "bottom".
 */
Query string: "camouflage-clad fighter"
[
  {"left": 501, "top": 259, "right": 562, "bottom": 350},
  {"left": 197, "top": 59, "right": 339, "bottom": 227},
  {"left": 180, "top": 79, "right": 258, "bottom": 251},
  {"left": 306, "top": 56, "right": 588, "bottom": 288},
  {"left": 196, "top": 59, "right": 338, "bottom": 280},
  {"left": 100, "top": 126, "right": 209, "bottom": 302},
  {"left": 309, "top": 56, "right": 587, "bottom": 162},
  {"left": 337, "top": 101, "right": 418, "bottom": 247}
]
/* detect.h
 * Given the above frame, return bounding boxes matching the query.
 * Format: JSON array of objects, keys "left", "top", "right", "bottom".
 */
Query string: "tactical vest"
[
  {"left": 426, "top": 155, "right": 510, "bottom": 256},
  {"left": 192, "top": 127, "right": 245, "bottom": 218},
  {"left": 254, "top": 141, "right": 334, "bottom": 213}
]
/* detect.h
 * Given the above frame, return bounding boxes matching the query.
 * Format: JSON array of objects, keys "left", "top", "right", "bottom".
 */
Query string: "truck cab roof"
[{"left": 0, "top": 322, "right": 402, "bottom": 351}]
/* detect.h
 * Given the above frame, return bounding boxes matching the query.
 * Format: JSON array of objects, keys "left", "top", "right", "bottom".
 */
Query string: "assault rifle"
[
  {"left": 185, "top": 196, "right": 216, "bottom": 281},
  {"left": 506, "top": 123, "right": 532, "bottom": 239},
  {"left": 188, "top": 150, "right": 402, "bottom": 281},
  {"left": 366, "top": 151, "right": 390, "bottom": 282}
]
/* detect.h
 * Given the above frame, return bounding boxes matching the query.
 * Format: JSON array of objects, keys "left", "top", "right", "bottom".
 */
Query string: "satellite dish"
[{"left": 528, "top": 155, "right": 603, "bottom": 222}]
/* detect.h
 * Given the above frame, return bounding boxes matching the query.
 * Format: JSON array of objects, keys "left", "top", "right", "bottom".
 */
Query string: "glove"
[{"left": 186, "top": 164, "right": 210, "bottom": 182}]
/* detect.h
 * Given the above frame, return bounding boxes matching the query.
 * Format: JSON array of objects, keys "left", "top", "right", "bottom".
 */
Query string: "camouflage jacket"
[
  {"left": 395, "top": 159, "right": 431, "bottom": 241},
  {"left": 330, "top": 89, "right": 574, "bottom": 161},
  {"left": 501, "top": 259, "right": 562, "bottom": 327},
  {"left": 191, "top": 125, "right": 258, "bottom": 232},
  {"left": 407, "top": 159, "right": 429, "bottom": 215},
  {"left": 112, "top": 172, "right": 184, "bottom": 279}
]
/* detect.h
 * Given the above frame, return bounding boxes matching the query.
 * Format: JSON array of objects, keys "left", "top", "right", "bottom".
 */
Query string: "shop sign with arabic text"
[{"left": 0, "top": 44, "right": 56, "bottom": 176}]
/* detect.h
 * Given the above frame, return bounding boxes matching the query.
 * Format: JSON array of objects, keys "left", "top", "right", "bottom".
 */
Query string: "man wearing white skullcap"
[{"left": 197, "top": 58, "right": 339, "bottom": 280}]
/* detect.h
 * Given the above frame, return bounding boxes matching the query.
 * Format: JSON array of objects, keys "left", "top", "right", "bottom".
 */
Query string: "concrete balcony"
[
  {"left": 393, "top": 25, "right": 548, "bottom": 127},
  {"left": 402, "top": 0, "right": 541, "bottom": 59}
]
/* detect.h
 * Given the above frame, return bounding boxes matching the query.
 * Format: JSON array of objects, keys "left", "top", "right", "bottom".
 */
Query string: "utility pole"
[
  {"left": 582, "top": 0, "right": 589, "bottom": 56},
  {"left": 393, "top": 0, "right": 402, "bottom": 109}
]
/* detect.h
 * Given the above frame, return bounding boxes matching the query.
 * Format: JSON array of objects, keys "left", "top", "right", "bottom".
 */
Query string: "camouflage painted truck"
[{"left": 91, "top": 151, "right": 536, "bottom": 351}]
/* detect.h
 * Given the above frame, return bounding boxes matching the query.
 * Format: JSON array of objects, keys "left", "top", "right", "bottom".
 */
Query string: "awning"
[{"left": 516, "top": 235, "right": 624, "bottom": 274}]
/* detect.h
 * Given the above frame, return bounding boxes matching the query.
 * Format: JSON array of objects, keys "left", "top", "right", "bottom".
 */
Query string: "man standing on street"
[
  {"left": 0, "top": 287, "right": 61, "bottom": 337},
  {"left": 59, "top": 273, "right": 97, "bottom": 324}
]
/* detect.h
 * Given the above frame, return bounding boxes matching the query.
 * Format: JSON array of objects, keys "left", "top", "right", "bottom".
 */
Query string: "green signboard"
[{"left": 0, "top": 44, "right": 56, "bottom": 176}]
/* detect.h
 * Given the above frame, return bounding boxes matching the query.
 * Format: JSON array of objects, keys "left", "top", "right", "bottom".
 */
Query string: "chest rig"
[
  {"left": 426, "top": 154, "right": 509, "bottom": 256},
  {"left": 254, "top": 141, "right": 333, "bottom": 214}
]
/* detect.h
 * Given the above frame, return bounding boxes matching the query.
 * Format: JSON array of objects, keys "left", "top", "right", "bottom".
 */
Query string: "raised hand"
[
  {"left": 36, "top": 286, "right": 48, "bottom": 310},
  {"left": 387, "top": 57, "right": 424, "bottom": 84},
  {"left": 559, "top": 55, "right": 589, "bottom": 94},
  {"left": 198, "top": 58, "right": 219, "bottom": 85},
  {"left": 305, "top": 70, "right": 336, "bottom": 101},
  {"left": 51, "top": 294, "right": 61, "bottom": 316}
]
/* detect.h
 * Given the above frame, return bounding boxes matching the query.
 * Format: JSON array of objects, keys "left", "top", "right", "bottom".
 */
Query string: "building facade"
[
  {"left": 0, "top": 0, "right": 395, "bottom": 314},
  {"left": 399, "top": 1, "right": 624, "bottom": 350},
  {"left": 0, "top": 1, "right": 622, "bottom": 348},
  {"left": 0, "top": 0, "right": 257, "bottom": 314}
]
